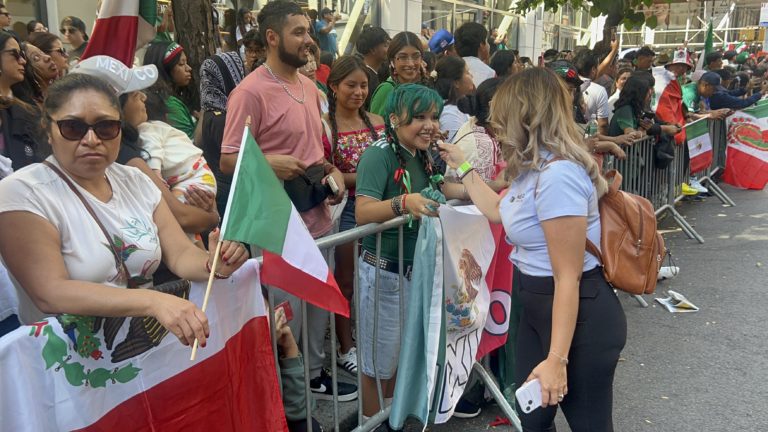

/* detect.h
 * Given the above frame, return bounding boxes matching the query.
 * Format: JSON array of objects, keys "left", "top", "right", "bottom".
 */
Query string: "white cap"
[
  {"left": 667, "top": 49, "right": 693, "bottom": 70},
  {"left": 71, "top": 55, "right": 158, "bottom": 95}
]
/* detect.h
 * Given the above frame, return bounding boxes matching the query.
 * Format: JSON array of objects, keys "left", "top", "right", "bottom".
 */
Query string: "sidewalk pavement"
[{"left": 316, "top": 184, "right": 768, "bottom": 431}]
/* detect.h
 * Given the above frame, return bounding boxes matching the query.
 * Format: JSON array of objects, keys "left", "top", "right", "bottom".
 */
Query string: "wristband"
[
  {"left": 401, "top": 194, "right": 408, "bottom": 214},
  {"left": 548, "top": 350, "right": 569, "bottom": 365},
  {"left": 456, "top": 161, "right": 473, "bottom": 179},
  {"left": 206, "top": 259, "right": 229, "bottom": 279}
]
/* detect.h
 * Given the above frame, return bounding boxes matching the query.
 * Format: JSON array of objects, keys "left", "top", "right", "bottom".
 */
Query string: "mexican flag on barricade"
[
  {"left": 684, "top": 118, "right": 713, "bottom": 174},
  {"left": 81, "top": 0, "right": 157, "bottom": 66},
  {"left": 220, "top": 125, "right": 349, "bottom": 317},
  {"left": 389, "top": 205, "right": 512, "bottom": 429},
  {"left": 723, "top": 103, "right": 768, "bottom": 190},
  {"left": 0, "top": 261, "right": 287, "bottom": 431}
]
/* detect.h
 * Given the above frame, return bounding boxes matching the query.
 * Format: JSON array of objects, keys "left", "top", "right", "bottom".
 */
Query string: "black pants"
[{"left": 514, "top": 267, "right": 627, "bottom": 432}]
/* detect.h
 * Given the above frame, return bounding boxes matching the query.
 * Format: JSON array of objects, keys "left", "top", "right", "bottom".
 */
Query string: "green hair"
[{"left": 383, "top": 83, "right": 444, "bottom": 127}]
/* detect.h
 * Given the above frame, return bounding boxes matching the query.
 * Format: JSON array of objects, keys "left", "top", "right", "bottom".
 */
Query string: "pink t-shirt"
[{"left": 222, "top": 66, "right": 331, "bottom": 238}]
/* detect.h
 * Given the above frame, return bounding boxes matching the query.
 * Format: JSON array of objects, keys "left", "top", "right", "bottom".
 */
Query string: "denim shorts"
[
  {"left": 338, "top": 195, "right": 356, "bottom": 232},
  {"left": 358, "top": 257, "right": 409, "bottom": 379}
]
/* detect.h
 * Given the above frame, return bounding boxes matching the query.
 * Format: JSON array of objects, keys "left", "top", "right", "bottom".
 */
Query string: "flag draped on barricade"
[
  {"left": 723, "top": 103, "right": 768, "bottom": 190},
  {"left": 81, "top": 0, "right": 157, "bottom": 66},
  {"left": 390, "top": 205, "right": 512, "bottom": 429},
  {"left": 685, "top": 119, "right": 713, "bottom": 174},
  {"left": 220, "top": 126, "right": 349, "bottom": 317},
  {"left": 0, "top": 260, "right": 287, "bottom": 432}
]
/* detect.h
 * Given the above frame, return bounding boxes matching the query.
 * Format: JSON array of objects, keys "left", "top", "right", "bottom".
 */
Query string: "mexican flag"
[
  {"left": 220, "top": 126, "right": 349, "bottom": 317},
  {"left": 723, "top": 104, "right": 768, "bottom": 190},
  {"left": 389, "top": 205, "right": 511, "bottom": 429},
  {"left": 684, "top": 119, "right": 713, "bottom": 174},
  {"left": 695, "top": 20, "right": 713, "bottom": 71},
  {"left": 0, "top": 261, "right": 288, "bottom": 431},
  {"left": 81, "top": 0, "right": 157, "bottom": 66},
  {"left": 728, "top": 41, "right": 747, "bottom": 53},
  {"left": 652, "top": 67, "right": 686, "bottom": 145}
]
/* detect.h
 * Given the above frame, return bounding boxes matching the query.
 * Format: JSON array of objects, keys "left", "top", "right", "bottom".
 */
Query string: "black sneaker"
[
  {"left": 453, "top": 398, "right": 481, "bottom": 419},
  {"left": 310, "top": 368, "right": 358, "bottom": 402}
]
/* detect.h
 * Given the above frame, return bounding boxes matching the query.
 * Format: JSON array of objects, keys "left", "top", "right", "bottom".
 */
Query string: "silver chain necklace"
[{"left": 264, "top": 63, "right": 305, "bottom": 104}]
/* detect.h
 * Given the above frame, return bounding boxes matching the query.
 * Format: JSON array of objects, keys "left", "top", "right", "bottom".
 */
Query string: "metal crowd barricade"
[
  {"left": 260, "top": 216, "right": 522, "bottom": 432},
  {"left": 699, "top": 119, "right": 736, "bottom": 207}
]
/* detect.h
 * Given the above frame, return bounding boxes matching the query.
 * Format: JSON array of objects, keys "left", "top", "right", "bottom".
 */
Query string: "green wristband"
[{"left": 456, "top": 161, "right": 473, "bottom": 179}]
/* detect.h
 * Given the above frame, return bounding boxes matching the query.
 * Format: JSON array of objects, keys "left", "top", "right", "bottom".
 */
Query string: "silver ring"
[{"left": 557, "top": 394, "right": 564, "bottom": 401}]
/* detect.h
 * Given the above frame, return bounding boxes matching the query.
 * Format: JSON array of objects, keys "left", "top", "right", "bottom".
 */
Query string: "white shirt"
[
  {"left": 0, "top": 158, "right": 162, "bottom": 323},
  {"left": 580, "top": 77, "right": 610, "bottom": 122},
  {"left": 463, "top": 56, "right": 495, "bottom": 88},
  {"left": 138, "top": 120, "right": 205, "bottom": 180},
  {"left": 607, "top": 90, "right": 620, "bottom": 124},
  {"left": 440, "top": 104, "right": 470, "bottom": 143},
  {"left": 500, "top": 154, "right": 601, "bottom": 276}
]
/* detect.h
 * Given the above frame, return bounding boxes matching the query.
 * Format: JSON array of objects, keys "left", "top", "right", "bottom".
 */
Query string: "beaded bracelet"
[
  {"left": 391, "top": 195, "right": 403, "bottom": 216},
  {"left": 206, "top": 259, "right": 229, "bottom": 279}
]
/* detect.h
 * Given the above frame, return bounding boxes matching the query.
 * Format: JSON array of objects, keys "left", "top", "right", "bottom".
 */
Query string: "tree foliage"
[{"left": 515, "top": 0, "right": 671, "bottom": 30}]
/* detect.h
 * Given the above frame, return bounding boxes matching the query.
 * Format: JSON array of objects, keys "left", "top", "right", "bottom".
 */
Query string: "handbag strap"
[{"left": 42, "top": 161, "right": 131, "bottom": 280}]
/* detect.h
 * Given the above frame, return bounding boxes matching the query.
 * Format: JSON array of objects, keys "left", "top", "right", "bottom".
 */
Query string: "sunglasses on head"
[
  {"left": 53, "top": 119, "right": 122, "bottom": 141},
  {"left": 1, "top": 49, "right": 26, "bottom": 62}
]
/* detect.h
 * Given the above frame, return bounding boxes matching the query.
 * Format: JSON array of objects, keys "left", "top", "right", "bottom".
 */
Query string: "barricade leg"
[
  {"left": 632, "top": 294, "right": 649, "bottom": 307},
  {"left": 472, "top": 362, "right": 523, "bottom": 432},
  {"left": 701, "top": 174, "right": 736, "bottom": 207},
  {"left": 664, "top": 146, "right": 705, "bottom": 243},
  {"left": 656, "top": 204, "right": 704, "bottom": 243}
]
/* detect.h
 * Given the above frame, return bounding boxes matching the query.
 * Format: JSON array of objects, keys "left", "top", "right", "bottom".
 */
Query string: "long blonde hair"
[{"left": 489, "top": 67, "right": 607, "bottom": 197}]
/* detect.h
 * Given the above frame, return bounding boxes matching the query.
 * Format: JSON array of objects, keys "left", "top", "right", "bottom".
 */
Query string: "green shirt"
[
  {"left": 166, "top": 95, "right": 196, "bottom": 140},
  {"left": 355, "top": 138, "right": 430, "bottom": 265},
  {"left": 608, "top": 104, "right": 638, "bottom": 137},
  {"left": 369, "top": 78, "right": 395, "bottom": 116},
  {"left": 682, "top": 82, "right": 700, "bottom": 113}
]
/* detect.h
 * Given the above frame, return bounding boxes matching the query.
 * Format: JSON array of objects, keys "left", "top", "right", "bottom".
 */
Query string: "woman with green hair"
[{"left": 354, "top": 83, "right": 469, "bottom": 419}]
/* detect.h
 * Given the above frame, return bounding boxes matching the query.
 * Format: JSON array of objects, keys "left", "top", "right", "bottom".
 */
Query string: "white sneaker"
[
  {"left": 658, "top": 266, "right": 680, "bottom": 281},
  {"left": 688, "top": 177, "right": 709, "bottom": 194},
  {"left": 337, "top": 347, "right": 358, "bottom": 374}
]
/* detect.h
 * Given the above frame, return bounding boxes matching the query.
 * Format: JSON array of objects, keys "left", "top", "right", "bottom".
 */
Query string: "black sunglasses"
[
  {"left": 54, "top": 119, "right": 122, "bottom": 141},
  {"left": 1, "top": 49, "right": 25, "bottom": 62},
  {"left": 46, "top": 47, "right": 68, "bottom": 57}
]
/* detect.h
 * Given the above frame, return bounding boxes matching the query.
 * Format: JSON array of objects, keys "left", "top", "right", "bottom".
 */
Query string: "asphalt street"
[{"left": 317, "top": 183, "right": 768, "bottom": 432}]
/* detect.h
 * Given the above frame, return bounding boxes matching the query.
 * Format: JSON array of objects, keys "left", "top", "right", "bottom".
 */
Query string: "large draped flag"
[
  {"left": 390, "top": 205, "right": 511, "bottom": 429},
  {"left": 0, "top": 260, "right": 287, "bottom": 431},
  {"left": 652, "top": 66, "right": 686, "bottom": 145},
  {"left": 723, "top": 103, "right": 768, "bottom": 190},
  {"left": 684, "top": 119, "right": 713, "bottom": 174},
  {"left": 81, "top": 0, "right": 157, "bottom": 66},
  {"left": 220, "top": 126, "right": 349, "bottom": 317}
]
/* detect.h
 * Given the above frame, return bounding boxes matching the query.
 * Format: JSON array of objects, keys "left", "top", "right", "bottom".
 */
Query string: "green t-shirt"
[
  {"left": 608, "top": 104, "right": 638, "bottom": 137},
  {"left": 682, "top": 82, "right": 700, "bottom": 113},
  {"left": 369, "top": 78, "right": 395, "bottom": 116},
  {"left": 355, "top": 138, "right": 430, "bottom": 265},
  {"left": 166, "top": 95, "right": 196, "bottom": 140}
]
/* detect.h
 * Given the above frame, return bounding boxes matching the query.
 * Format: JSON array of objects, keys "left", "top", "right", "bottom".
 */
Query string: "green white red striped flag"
[
  {"left": 724, "top": 104, "right": 768, "bottom": 189},
  {"left": 0, "top": 261, "right": 288, "bottom": 431},
  {"left": 81, "top": 0, "right": 157, "bottom": 66},
  {"left": 685, "top": 119, "right": 713, "bottom": 173},
  {"left": 220, "top": 126, "right": 349, "bottom": 317}
]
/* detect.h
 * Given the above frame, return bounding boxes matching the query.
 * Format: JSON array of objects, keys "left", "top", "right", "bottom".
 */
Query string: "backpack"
[
  {"left": 587, "top": 169, "right": 666, "bottom": 295},
  {"left": 537, "top": 160, "right": 665, "bottom": 295}
]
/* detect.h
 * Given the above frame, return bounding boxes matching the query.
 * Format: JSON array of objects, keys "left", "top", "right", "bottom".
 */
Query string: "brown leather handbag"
[{"left": 586, "top": 170, "right": 666, "bottom": 295}]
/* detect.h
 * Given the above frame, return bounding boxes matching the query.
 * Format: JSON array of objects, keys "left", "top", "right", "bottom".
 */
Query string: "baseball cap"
[
  {"left": 699, "top": 71, "right": 721, "bottom": 86},
  {"left": 428, "top": 29, "right": 454, "bottom": 54},
  {"left": 666, "top": 48, "right": 693, "bottom": 70},
  {"left": 71, "top": 55, "right": 158, "bottom": 95},
  {"left": 547, "top": 60, "right": 584, "bottom": 87}
]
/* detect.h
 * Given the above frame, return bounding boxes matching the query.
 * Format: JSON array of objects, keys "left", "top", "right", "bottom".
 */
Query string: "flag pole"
[{"left": 190, "top": 115, "right": 252, "bottom": 361}]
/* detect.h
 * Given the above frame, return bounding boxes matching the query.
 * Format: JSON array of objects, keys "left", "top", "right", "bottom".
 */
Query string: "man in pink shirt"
[{"left": 220, "top": 0, "right": 356, "bottom": 404}]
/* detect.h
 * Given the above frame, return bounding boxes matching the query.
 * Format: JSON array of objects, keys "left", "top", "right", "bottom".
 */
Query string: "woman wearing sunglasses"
[
  {"left": 59, "top": 16, "right": 88, "bottom": 64},
  {"left": 0, "top": 73, "right": 248, "bottom": 349},
  {"left": 28, "top": 31, "right": 69, "bottom": 78},
  {"left": 0, "top": 31, "right": 49, "bottom": 170}
]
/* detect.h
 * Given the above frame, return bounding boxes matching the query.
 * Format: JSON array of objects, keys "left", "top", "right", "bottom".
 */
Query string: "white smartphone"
[
  {"left": 326, "top": 175, "right": 340, "bottom": 196},
  {"left": 515, "top": 378, "right": 543, "bottom": 414}
]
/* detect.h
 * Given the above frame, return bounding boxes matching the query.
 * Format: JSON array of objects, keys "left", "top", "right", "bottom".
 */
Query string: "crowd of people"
[{"left": 0, "top": 1, "right": 767, "bottom": 431}]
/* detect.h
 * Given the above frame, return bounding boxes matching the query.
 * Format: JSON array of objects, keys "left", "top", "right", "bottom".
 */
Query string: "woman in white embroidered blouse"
[{"left": 0, "top": 74, "right": 247, "bottom": 349}]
